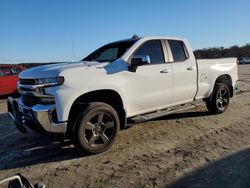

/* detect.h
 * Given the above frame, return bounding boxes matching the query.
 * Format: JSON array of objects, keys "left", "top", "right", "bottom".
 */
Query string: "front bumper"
[{"left": 7, "top": 97, "right": 67, "bottom": 134}]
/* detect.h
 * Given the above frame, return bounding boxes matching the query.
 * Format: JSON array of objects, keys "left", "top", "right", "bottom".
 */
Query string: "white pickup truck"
[{"left": 8, "top": 36, "right": 238, "bottom": 154}]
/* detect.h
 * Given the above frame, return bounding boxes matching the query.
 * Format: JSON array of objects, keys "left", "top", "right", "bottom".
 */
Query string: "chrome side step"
[
  {"left": 141, "top": 105, "right": 197, "bottom": 121},
  {"left": 129, "top": 102, "right": 201, "bottom": 123}
]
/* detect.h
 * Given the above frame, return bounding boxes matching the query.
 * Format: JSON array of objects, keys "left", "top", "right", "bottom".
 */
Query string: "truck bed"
[{"left": 196, "top": 57, "right": 238, "bottom": 99}]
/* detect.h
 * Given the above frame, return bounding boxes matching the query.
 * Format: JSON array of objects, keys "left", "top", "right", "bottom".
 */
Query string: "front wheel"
[
  {"left": 72, "top": 102, "right": 120, "bottom": 154},
  {"left": 206, "top": 83, "right": 230, "bottom": 114}
]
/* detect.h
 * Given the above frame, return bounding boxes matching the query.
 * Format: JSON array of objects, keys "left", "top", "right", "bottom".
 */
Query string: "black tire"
[
  {"left": 206, "top": 83, "right": 230, "bottom": 114},
  {"left": 72, "top": 102, "right": 120, "bottom": 154}
]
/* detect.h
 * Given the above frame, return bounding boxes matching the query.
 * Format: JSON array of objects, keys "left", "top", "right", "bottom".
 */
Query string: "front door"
[{"left": 125, "top": 40, "right": 173, "bottom": 116}]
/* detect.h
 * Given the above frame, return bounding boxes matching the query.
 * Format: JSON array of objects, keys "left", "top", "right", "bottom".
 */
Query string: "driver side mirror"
[{"left": 129, "top": 55, "right": 151, "bottom": 72}]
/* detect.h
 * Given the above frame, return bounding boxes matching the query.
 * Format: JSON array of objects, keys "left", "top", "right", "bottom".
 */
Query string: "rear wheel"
[
  {"left": 206, "top": 83, "right": 230, "bottom": 114},
  {"left": 72, "top": 102, "right": 120, "bottom": 154}
]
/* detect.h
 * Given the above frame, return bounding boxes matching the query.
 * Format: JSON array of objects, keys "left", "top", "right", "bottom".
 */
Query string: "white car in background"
[{"left": 238, "top": 57, "right": 250, "bottom": 64}]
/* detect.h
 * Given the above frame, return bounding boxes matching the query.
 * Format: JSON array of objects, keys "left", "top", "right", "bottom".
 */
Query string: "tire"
[
  {"left": 72, "top": 102, "right": 120, "bottom": 154},
  {"left": 206, "top": 83, "right": 230, "bottom": 114}
]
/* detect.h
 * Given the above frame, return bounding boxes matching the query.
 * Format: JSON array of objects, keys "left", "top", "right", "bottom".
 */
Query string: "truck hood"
[{"left": 19, "top": 61, "right": 108, "bottom": 79}]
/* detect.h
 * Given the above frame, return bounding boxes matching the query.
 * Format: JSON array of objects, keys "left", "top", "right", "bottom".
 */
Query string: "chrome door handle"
[
  {"left": 187, "top": 66, "right": 195, "bottom": 71},
  {"left": 160, "top": 69, "right": 169, "bottom": 73}
]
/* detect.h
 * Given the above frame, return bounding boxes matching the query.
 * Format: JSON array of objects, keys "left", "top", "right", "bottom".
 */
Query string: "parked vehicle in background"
[
  {"left": 238, "top": 57, "right": 250, "bottom": 64},
  {"left": 8, "top": 36, "right": 238, "bottom": 154},
  {"left": 0, "top": 65, "right": 25, "bottom": 96}
]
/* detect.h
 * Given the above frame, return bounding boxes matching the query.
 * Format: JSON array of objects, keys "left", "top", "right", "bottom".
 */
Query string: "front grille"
[
  {"left": 19, "top": 79, "right": 36, "bottom": 85},
  {"left": 19, "top": 79, "right": 56, "bottom": 107},
  {"left": 21, "top": 94, "right": 55, "bottom": 107},
  {"left": 22, "top": 94, "right": 37, "bottom": 107}
]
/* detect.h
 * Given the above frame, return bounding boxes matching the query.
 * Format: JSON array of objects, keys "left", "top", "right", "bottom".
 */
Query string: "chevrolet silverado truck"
[{"left": 8, "top": 36, "right": 238, "bottom": 154}]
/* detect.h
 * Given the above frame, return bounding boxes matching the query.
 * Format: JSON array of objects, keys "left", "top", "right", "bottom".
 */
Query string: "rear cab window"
[{"left": 168, "top": 40, "right": 189, "bottom": 62}]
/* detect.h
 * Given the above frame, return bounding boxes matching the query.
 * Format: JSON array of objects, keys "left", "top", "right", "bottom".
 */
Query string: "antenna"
[{"left": 71, "top": 36, "right": 76, "bottom": 61}]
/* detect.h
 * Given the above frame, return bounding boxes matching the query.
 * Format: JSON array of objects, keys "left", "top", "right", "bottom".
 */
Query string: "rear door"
[
  {"left": 167, "top": 40, "right": 197, "bottom": 104},
  {"left": 125, "top": 40, "right": 173, "bottom": 115}
]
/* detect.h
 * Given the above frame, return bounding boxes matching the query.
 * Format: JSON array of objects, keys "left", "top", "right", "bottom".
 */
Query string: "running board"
[{"left": 129, "top": 103, "right": 201, "bottom": 123}]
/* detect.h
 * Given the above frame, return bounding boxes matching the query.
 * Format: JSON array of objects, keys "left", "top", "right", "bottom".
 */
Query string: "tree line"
[{"left": 194, "top": 43, "right": 250, "bottom": 59}]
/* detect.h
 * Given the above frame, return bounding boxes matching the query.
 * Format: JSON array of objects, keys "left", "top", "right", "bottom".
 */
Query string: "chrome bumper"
[{"left": 7, "top": 97, "right": 67, "bottom": 134}]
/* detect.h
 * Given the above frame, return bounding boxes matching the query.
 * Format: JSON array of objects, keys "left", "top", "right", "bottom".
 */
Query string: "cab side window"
[
  {"left": 168, "top": 40, "right": 188, "bottom": 62},
  {"left": 0, "top": 67, "right": 11, "bottom": 77},
  {"left": 134, "top": 40, "right": 165, "bottom": 64}
]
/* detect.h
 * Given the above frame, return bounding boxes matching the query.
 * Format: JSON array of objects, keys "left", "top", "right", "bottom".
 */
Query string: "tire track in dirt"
[{"left": 1, "top": 93, "right": 249, "bottom": 188}]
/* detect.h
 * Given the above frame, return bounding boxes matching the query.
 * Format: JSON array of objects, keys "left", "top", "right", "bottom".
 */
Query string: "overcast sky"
[{"left": 0, "top": 0, "right": 249, "bottom": 63}]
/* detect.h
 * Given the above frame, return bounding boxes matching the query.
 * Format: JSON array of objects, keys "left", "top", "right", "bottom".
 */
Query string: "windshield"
[{"left": 83, "top": 39, "right": 138, "bottom": 62}]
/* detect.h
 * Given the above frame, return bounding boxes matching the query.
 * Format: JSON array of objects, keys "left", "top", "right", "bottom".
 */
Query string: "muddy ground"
[{"left": 0, "top": 65, "right": 250, "bottom": 188}]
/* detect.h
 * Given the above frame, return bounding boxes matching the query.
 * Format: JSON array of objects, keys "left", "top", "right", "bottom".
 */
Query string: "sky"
[{"left": 0, "top": 0, "right": 249, "bottom": 64}]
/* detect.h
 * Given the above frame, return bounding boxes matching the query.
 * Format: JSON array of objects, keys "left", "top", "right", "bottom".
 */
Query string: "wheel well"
[
  {"left": 67, "top": 90, "right": 126, "bottom": 135},
  {"left": 215, "top": 74, "right": 233, "bottom": 97}
]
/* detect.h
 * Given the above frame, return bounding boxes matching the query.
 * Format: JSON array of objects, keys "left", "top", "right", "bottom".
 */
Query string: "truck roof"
[
  {"left": 141, "top": 35, "right": 186, "bottom": 41},
  {"left": 116, "top": 36, "right": 186, "bottom": 44}
]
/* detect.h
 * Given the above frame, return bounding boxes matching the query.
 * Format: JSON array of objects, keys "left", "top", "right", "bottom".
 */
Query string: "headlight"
[{"left": 35, "top": 77, "right": 64, "bottom": 86}]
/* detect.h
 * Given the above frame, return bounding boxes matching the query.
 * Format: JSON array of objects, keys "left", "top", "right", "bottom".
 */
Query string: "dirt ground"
[{"left": 0, "top": 65, "right": 250, "bottom": 188}]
